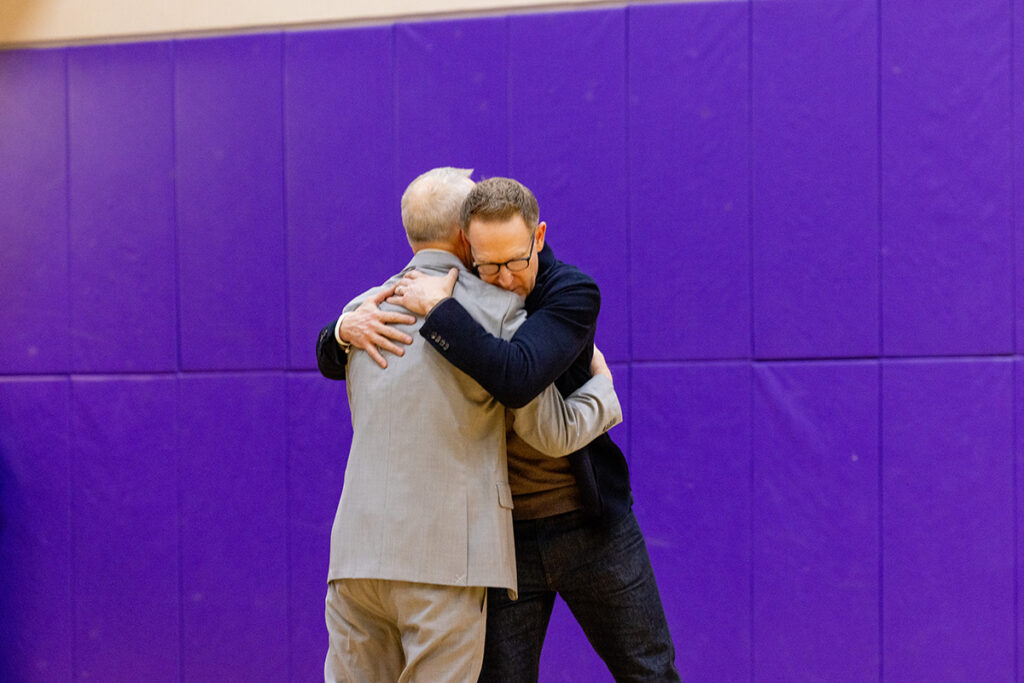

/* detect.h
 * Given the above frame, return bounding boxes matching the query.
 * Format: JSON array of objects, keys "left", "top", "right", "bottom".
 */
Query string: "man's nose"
[{"left": 497, "top": 267, "right": 515, "bottom": 290}]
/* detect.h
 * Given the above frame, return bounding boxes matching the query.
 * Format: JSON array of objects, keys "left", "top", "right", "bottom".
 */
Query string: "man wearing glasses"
[
  {"left": 316, "top": 168, "right": 623, "bottom": 682},
  {"left": 381, "top": 177, "right": 680, "bottom": 682}
]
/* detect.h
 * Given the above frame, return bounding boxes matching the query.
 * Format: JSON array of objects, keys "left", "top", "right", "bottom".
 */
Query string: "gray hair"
[
  {"left": 459, "top": 177, "right": 539, "bottom": 232},
  {"left": 401, "top": 167, "right": 475, "bottom": 244}
]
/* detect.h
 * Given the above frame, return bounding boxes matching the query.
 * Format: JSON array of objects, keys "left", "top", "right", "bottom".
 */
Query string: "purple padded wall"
[
  {"left": 175, "top": 35, "right": 287, "bottom": 371},
  {"left": 753, "top": 362, "right": 879, "bottom": 680},
  {"left": 71, "top": 377, "right": 178, "bottom": 680},
  {"left": 1018, "top": 361, "right": 1024, "bottom": 677},
  {"left": 631, "top": 363, "right": 751, "bottom": 681},
  {"left": 882, "top": 360, "right": 1014, "bottom": 679},
  {"left": 752, "top": 0, "right": 879, "bottom": 359},
  {"left": 286, "top": 373, "right": 351, "bottom": 682},
  {"left": 4, "top": 2, "right": 1024, "bottom": 680},
  {"left": 285, "top": 26, "right": 404, "bottom": 370},
  {"left": 541, "top": 600, "right": 613, "bottom": 683},
  {"left": 68, "top": 42, "right": 177, "bottom": 373},
  {"left": 0, "top": 379, "right": 71, "bottom": 682},
  {"left": 395, "top": 17, "right": 508, "bottom": 190},
  {"left": 629, "top": 3, "right": 750, "bottom": 361},
  {"left": 0, "top": 49, "right": 69, "bottom": 374},
  {"left": 179, "top": 374, "right": 288, "bottom": 680},
  {"left": 881, "top": 0, "right": 1013, "bottom": 356},
  {"left": 1017, "top": 1, "right": 1024, "bottom": 353},
  {"left": 508, "top": 9, "right": 629, "bottom": 362}
]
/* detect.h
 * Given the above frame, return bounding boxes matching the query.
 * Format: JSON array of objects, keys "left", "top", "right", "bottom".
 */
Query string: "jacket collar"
[
  {"left": 402, "top": 248, "right": 470, "bottom": 275},
  {"left": 525, "top": 243, "right": 557, "bottom": 310},
  {"left": 537, "top": 242, "right": 555, "bottom": 275}
]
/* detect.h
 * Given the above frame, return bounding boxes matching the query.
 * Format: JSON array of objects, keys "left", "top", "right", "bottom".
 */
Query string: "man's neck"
[{"left": 411, "top": 241, "right": 470, "bottom": 268}]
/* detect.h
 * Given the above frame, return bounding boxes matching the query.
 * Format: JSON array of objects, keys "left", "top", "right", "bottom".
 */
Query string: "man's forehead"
[
  {"left": 468, "top": 215, "right": 531, "bottom": 241},
  {"left": 468, "top": 226, "right": 532, "bottom": 262}
]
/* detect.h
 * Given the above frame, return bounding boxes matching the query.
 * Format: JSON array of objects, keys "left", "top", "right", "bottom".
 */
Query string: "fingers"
[
  {"left": 378, "top": 325, "right": 413, "bottom": 345},
  {"left": 387, "top": 278, "right": 414, "bottom": 308},
  {"left": 370, "top": 284, "right": 397, "bottom": 305},
  {"left": 379, "top": 268, "right": 458, "bottom": 318},
  {"left": 372, "top": 321, "right": 412, "bottom": 346},
  {"left": 354, "top": 332, "right": 406, "bottom": 370},
  {"left": 589, "top": 345, "right": 611, "bottom": 379},
  {"left": 384, "top": 289, "right": 426, "bottom": 316},
  {"left": 354, "top": 316, "right": 413, "bottom": 347},
  {"left": 361, "top": 288, "right": 415, "bottom": 326},
  {"left": 358, "top": 331, "right": 406, "bottom": 368},
  {"left": 365, "top": 345, "right": 388, "bottom": 369},
  {"left": 371, "top": 335, "right": 407, "bottom": 357},
  {"left": 342, "top": 282, "right": 422, "bottom": 369},
  {"left": 379, "top": 310, "right": 416, "bottom": 326}
]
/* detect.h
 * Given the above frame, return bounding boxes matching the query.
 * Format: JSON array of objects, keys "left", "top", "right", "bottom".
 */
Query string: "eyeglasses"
[{"left": 473, "top": 231, "right": 537, "bottom": 277}]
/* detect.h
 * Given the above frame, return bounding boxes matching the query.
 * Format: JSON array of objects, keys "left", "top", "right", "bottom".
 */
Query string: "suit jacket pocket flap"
[{"left": 496, "top": 482, "right": 514, "bottom": 509}]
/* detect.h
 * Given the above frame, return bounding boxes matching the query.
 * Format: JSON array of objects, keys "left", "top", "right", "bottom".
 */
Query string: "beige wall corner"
[{"left": 0, "top": 0, "right": 629, "bottom": 48}]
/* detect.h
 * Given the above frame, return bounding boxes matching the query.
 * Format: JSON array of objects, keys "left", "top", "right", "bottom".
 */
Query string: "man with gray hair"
[{"left": 316, "top": 167, "right": 623, "bottom": 681}]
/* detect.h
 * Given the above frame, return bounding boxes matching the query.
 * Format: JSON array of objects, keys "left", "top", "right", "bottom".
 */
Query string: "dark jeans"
[{"left": 479, "top": 509, "right": 680, "bottom": 682}]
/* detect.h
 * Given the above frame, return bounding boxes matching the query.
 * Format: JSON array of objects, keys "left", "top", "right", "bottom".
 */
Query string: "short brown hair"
[{"left": 459, "top": 177, "right": 539, "bottom": 232}]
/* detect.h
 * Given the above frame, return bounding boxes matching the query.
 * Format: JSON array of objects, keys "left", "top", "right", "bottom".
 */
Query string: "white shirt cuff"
[{"left": 334, "top": 313, "right": 352, "bottom": 350}]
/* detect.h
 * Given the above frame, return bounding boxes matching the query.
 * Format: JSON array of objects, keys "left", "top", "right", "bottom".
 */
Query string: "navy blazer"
[{"left": 419, "top": 243, "right": 632, "bottom": 524}]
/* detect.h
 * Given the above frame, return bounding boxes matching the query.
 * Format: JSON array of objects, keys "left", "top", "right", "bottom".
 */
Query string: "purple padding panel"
[
  {"left": 881, "top": 1, "right": 1013, "bottom": 356},
  {"left": 1018, "top": 361, "right": 1024, "bottom": 677},
  {"left": 541, "top": 599, "right": 612, "bottom": 683},
  {"left": 285, "top": 27, "right": 403, "bottom": 370},
  {"left": 631, "top": 363, "right": 751, "bottom": 680},
  {"left": 1017, "top": 2, "right": 1024, "bottom": 353},
  {"left": 753, "top": 362, "right": 879, "bottom": 680},
  {"left": 629, "top": 4, "right": 750, "bottom": 361},
  {"left": 395, "top": 17, "right": 507, "bottom": 188},
  {"left": 0, "top": 379, "right": 71, "bottom": 681},
  {"left": 882, "top": 360, "right": 1014, "bottom": 679},
  {"left": 286, "top": 373, "right": 351, "bottom": 682},
  {"left": 509, "top": 9, "right": 628, "bottom": 362},
  {"left": 68, "top": 43, "right": 177, "bottom": 373},
  {"left": 0, "top": 50, "right": 68, "bottom": 374},
  {"left": 752, "top": 0, "right": 879, "bottom": 359},
  {"left": 176, "top": 35, "right": 287, "bottom": 370},
  {"left": 179, "top": 373, "right": 288, "bottom": 680},
  {"left": 71, "top": 377, "right": 178, "bottom": 680}
]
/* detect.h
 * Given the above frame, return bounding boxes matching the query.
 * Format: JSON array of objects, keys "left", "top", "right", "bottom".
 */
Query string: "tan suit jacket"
[{"left": 327, "top": 249, "right": 621, "bottom": 596}]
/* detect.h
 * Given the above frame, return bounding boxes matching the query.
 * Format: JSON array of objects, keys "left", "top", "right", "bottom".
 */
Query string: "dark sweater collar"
[
  {"left": 537, "top": 242, "right": 556, "bottom": 277},
  {"left": 526, "top": 243, "right": 557, "bottom": 310}
]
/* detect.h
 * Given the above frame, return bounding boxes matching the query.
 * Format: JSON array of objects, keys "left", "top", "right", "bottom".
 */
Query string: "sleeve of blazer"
[
  {"left": 316, "top": 320, "right": 348, "bottom": 380},
  {"left": 418, "top": 273, "right": 601, "bottom": 408},
  {"left": 510, "top": 374, "right": 622, "bottom": 457}
]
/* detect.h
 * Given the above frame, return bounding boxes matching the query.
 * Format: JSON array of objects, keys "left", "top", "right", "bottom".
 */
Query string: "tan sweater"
[{"left": 505, "top": 411, "right": 582, "bottom": 520}]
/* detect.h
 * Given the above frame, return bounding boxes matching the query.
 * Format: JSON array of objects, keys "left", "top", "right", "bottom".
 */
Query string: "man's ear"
[
  {"left": 535, "top": 221, "right": 547, "bottom": 251},
  {"left": 457, "top": 230, "right": 473, "bottom": 266}
]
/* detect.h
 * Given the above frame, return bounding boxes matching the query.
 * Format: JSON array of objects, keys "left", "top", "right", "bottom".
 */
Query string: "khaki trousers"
[{"left": 324, "top": 578, "right": 487, "bottom": 683}]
